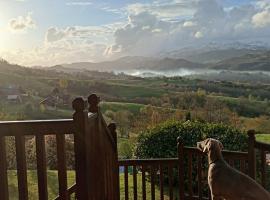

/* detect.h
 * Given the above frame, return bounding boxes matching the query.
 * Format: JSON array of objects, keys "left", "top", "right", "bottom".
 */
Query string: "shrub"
[
  {"left": 135, "top": 120, "right": 248, "bottom": 196},
  {"left": 135, "top": 120, "right": 248, "bottom": 158}
]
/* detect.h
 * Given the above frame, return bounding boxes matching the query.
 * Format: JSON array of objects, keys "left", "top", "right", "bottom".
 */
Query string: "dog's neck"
[{"left": 208, "top": 149, "right": 224, "bottom": 165}]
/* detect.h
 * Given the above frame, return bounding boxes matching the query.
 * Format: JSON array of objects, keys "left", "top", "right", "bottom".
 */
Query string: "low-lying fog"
[
  {"left": 115, "top": 69, "right": 270, "bottom": 78},
  {"left": 114, "top": 69, "right": 270, "bottom": 83},
  {"left": 114, "top": 69, "right": 208, "bottom": 77}
]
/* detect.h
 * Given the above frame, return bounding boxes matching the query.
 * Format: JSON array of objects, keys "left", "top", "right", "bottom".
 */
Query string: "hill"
[
  {"left": 61, "top": 56, "right": 204, "bottom": 71},
  {"left": 212, "top": 51, "right": 270, "bottom": 71}
]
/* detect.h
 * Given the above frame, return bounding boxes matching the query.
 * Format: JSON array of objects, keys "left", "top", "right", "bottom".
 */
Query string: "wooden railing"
[
  {"left": 0, "top": 94, "right": 269, "bottom": 200},
  {"left": 0, "top": 119, "right": 75, "bottom": 200},
  {"left": 248, "top": 130, "right": 270, "bottom": 189},
  {"left": 118, "top": 139, "right": 250, "bottom": 200},
  {"left": 0, "top": 94, "right": 119, "bottom": 200}
]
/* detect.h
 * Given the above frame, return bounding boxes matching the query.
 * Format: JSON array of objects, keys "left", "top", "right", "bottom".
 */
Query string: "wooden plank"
[
  {"left": 56, "top": 134, "right": 68, "bottom": 200},
  {"left": 240, "top": 159, "right": 245, "bottom": 173},
  {"left": 36, "top": 134, "right": 48, "bottom": 200},
  {"left": 118, "top": 158, "right": 178, "bottom": 166},
  {"left": 168, "top": 165, "right": 173, "bottom": 200},
  {"left": 54, "top": 184, "right": 76, "bottom": 200},
  {"left": 188, "top": 151, "right": 193, "bottom": 198},
  {"left": 0, "top": 136, "right": 9, "bottom": 200},
  {"left": 260, "top": 150, "right": 266, "bottom": 188},
  {"left": 0, "top": 120, "right": 75, "bottom": 136},
  {"left": 229, "top": 160, "right": 234, "bottom": 168},
  {"left": 142, "top": 165, "right": 146, "bottom": 200},
  {"left": 159, "top": 164, "right": 164, "bottom": 200},
  {"left": 248, "top": 130, "right": 256, "bottom": 179},
  {"left": 197, "top": 154, "right": 202, "bottom": 200},
  {"left": 150, "top": 165, "right": 155, "bottom": 200},
  {"left": 15, "top": 135, "right": 28, "bottom": 200},
  {"left": 255, "top": 141, "right": 270, "bottom": 151},
  {"left": 177, "top": 140, "right": 185, "bottom": 200},
  {"left": 124, "top": 165, "right": 129, "bottom": 200},
  {"left": 133, "top": 165, "right": 137, "bottom": 200}
]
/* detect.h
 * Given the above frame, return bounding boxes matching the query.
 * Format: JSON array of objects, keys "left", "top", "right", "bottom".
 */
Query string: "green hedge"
[
  {"left": 135, "top": 120, "right": 248, "bottom": 159},
  {"left": 135, "top": 120, "right": 249, "bottom": 197}
]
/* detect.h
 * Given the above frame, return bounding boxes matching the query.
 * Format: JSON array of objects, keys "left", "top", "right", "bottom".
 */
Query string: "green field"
[
  {"left": 101, "top": 102, "right": 145, "bottom": 115},
  {"left": 8, "top": 170, "right": 177, "bottom": 200},
  {"left": 256, "top": 134, "right": 270, "bottom": 144}
]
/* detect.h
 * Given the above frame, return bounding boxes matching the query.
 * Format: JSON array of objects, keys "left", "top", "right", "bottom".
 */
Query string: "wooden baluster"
[
  {"left": 197, "top": 153, "right": 203, "bottom": 200},
  {"left": 260, "top": 150, "right": 266, "bottom": 188},
  {"left": 177, "top": 138, "right": 184, "bottom": 200},
  {"left": 229, "top": 159, "right": 234, "bottom": 168},
  {"left": 72, "top": 97, "right": 88, "bottom": 200},
  {"left": 133, "top": 165, "right": 137, "bottom": 200},
  {"left": 248, "top": 130, "right": 256, "bottom": 179},
  {"left": 168, "top": 164, "right": 173, "bottom": 200},
  {"left": 240, "top": 159, "right": 245, "bottom": 173},
  {"left": 56, "top": 134, "right": 68, "bottom": 200},
  {"left": 142, "top": 165, "right": 146, "bottom": 200},
  {"left": 108, "top": 122, "right": 120, "bottom": 200},
  {"left": 150, "top": 165, "right": 156, "bottom": 200},
  {"left": 124, "top": 165, "right": 129, "bottom": 200},
  {"left": 188, "top": 151, "right": 193, "bottom": 198},
  {"left": 36, "top": 134, "right": 48, "bottom": 200},
  {"left": 0, "top": 136, "right": 9, "bottom": 200},
  {"left": 15, "top": 135, "right": 28, "bottom": 200},
  {"left": 159, "top": 164, "right": 164, "bottom": 200}
]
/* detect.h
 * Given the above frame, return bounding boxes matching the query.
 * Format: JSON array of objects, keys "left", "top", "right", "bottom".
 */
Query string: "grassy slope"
[{"left": 256, "top": 134, "right": 270, "bottom": 144}]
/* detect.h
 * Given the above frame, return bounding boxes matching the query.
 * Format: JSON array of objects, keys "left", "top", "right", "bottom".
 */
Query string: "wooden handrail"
[
  {"left": 118, "top": 158, "right": 178, "bottom": 165},
  {"left": 0, "top": 119, "right": 75, "bottom": 136},
  {"left": 255, "top": 140, "right": 270, "bottom": 151}
]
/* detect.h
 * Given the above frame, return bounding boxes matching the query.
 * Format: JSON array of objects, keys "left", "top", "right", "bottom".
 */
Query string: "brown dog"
[{"left": 197, "top": 138, "right": 270, "bottom": 200}]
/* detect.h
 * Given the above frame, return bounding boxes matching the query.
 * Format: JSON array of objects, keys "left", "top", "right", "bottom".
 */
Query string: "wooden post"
[
  {"left": 72, "top": 97, "right": 88, "bottom": 200},
  {"left": 177, "top": 137, "right": 185, "bottom": 200},
  {"left": 248, "top": 130, "right": 256, "bottom": 179},
  {"left": 88, "top": 93, "right": 100, "bottom": 113},
  {"left": 108, "top": 122, "right": 120, "bottom": 199}
]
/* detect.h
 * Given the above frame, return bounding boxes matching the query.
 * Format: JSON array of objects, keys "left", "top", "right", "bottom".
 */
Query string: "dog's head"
[{"left": 197, "top": 138, "right": 224, "bottom": 154}]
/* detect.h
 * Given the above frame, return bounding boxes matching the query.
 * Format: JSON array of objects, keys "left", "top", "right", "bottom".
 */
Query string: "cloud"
[
  {"left": 252, "top": 9, "right": 270, "bottom": 27},
  {"left": 66, "top": 1, "right": 92, "bottom": 6},
  {"left": 183, "top": 21, "right": 196, "bottom": 27},
  {"left": 107, "top": 0, "right": 270, "bottom": 57},
  {"left": 194, "top": 31, "right": 203, "bottom": 39},
  {"left": 8, "top": 13, "right": 35, "bottom": 32},
  {"left": 45, "top": 27, "right": 70, "bottom": 43},
  {"left": 126, "top": 1, "right": 196, "bottom": 21},
  {"left": 4, "top": 0, "right": 270, "bottom": 66}
]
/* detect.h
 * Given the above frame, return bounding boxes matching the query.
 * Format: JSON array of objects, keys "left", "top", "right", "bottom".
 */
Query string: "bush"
[
  {"left": 135, "top": 120, "right": 248, "bottom": 159},
  {"left": 135, "top": 120, "right": 248, "bottom": 196}
]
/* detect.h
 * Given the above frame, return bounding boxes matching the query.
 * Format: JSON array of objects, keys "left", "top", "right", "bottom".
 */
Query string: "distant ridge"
[
  {"left": 61, "top": 56, "right": 205, "bottom": 71},
  {"left": 212, "top": 51, "right": 270, "bottom": 71}
]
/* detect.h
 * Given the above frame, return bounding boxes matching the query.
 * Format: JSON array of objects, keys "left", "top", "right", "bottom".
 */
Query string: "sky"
[{"left": 0, "top": 0, "right": 270, "bottom": 66}]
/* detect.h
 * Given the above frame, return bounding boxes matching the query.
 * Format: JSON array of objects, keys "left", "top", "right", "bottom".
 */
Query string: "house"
[
  {"left": 40, "top": 95, "right": 58, "bottom": 110},
  {"left": 0, "top": 86, "right": 26, "bottom": 104},
  {"left": 7, "top": 95, "right": 22, "bottom": 103},
  {"left": 40, "top": 88, "right": 71, "bottom": 110}
]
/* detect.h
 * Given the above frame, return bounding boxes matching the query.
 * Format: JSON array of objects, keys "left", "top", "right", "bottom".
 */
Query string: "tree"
[{"left": 118, "top": 141, "right": 133, "bottom": 159}]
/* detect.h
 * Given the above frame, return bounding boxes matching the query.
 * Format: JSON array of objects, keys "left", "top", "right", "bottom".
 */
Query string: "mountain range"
[
  {"left": 3, "top": 42, "right": 270, "bottom": 73},
  {"left": 48, "top": 50, "right": 270, "bottom": 73}
]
